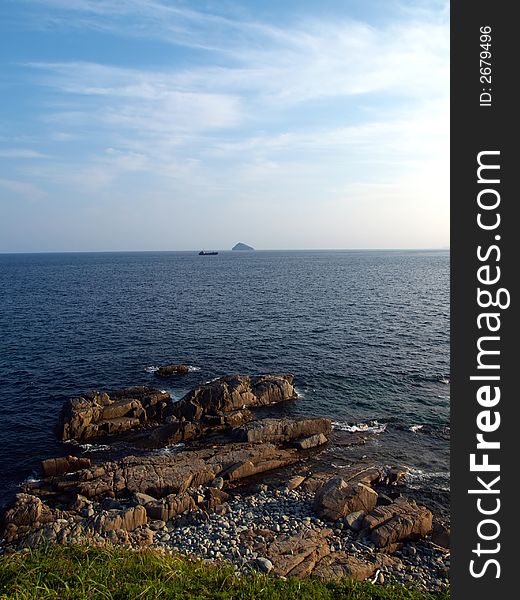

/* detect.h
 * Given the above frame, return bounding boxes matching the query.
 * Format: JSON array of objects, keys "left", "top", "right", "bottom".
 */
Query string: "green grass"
[{"left": 0, "top": 545, "right": 449, "bottom": 600}]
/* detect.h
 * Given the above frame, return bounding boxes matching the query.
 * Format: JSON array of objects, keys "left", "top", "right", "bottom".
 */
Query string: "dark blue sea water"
[{"left": 0, "top": 250, "right": 449, "bottom": 507}]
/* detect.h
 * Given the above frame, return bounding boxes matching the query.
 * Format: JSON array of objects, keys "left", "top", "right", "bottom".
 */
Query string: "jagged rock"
[
  {"left": 293, "top": 433, "right": 328, "bottom": 449},
  {"left": 167, "top": 374, "right": 296, "bottom": 422},
  {"left": 233, "top": 417, "right": 330, "bottom": 444},
  {"left": 155, "top": 364, "right": 190, "bottom": 377},
  {"left": 362, "top": 497, "right": 433, "bottom": 549},
  {"left": 93, "top": 505, "right": 147, "bottom": 533},
  {"left": 312, "top": 553, "right": 400, "bottom": 581},
  {"left": 3, "top": 494, "right": 42, "bottom": 528},
  {"left": 146, "top": 409, "right": 254, "bottom": 446},
  {"left": 267, "top": 528, "right": 332, "bottom": 578},
  {"left": 41, "top": 456, "right": 91, "bottom": 477},
  {"left": 58, "top": 387, "right": 171, "bottom": 441},
  {"left": 24, "top": 444, "right": 298, "bottom": 501},
  {"left": 314, "top": 478, "right": 378, "bottom": 521},
  {"left": 145, "top": 493, "right": 196, "bottom": 521},
  {"left": 312, "top": 553, "right": 377, "bottom": 581},
  {"left": 202, "top": 487, "right": 230, "bottom": 510},
  {"left": 301, "top": 466, "right": 383, "bottom": 494}
]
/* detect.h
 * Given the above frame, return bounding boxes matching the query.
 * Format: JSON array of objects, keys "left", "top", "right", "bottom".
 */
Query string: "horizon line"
[{"left": 0, "top": 247, "right": 450, "bottom": 255}]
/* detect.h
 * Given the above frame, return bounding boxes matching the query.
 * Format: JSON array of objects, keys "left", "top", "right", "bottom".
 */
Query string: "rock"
[
  {"left": 431, "top": 522, "right": 450, "bottom": 548},
  {"left": 145, "top": 493, "right": 196, "bottom": 521},
  {"left": 25, "top": 443, "right": 298, "bottom": 501},
  {"left": 293, "top": 433, "right": 328, "bottom": 450},
  {"left": 203, "top": 488, "right": 230, "bottom": 511},
  {"left": 210, "top": 477, "right": 224, "bottom": 490},
  {"left": 233, "top": 417, "right": 331, "bottom": 444},
  {"left": 250, "top": 557, "right": 274, "bottom": 573},
  {"left": 362, "top": 498, "right": 433, "bottom": 550},
  {"left": 58, "top": 387, "right": 171, "bottom": 441},
  {"left": 286, "top": 475, "right": 306, "bottom": 491},
  {"left": 312, "top": 553, "right": 378, "bottom": 581},
  {"left": 41, "top": 456, "right": 91, "bottom": 477},
  {"left": 93, "top": 505, "right": 147, "bottom": 533},
  {"left": 133, "top": 492, "right": 157, "bottom": 506},
  {"left": 267, "top": 529, "right": 332, "bottom": 578},
  {"left": 155, "top": 364, "right": 190, "bottom": 377},
  {"left": 345, "top": 510, "right": 366, "bottom": 531},
  {"left": 167, "top": 374, "right": 296, "bottom": 422},
  {"left": 3, "top": 494, "right": 42, "bottom": 528},
  {"left": 147, "top": 409, "right": 254, "bottom": 447},
  {"left": 313, "top": 478, "right": 378, "bottom": 521}
]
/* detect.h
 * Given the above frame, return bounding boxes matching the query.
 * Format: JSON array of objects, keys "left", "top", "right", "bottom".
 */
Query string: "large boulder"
[
  {"left": 313, "top": 477, "right": 378, "bottom": 521},
  {"left": 362, "top": 497, "right": 433, "bottom": 550},
  {"left": 58, "top": 387, "right": 172, "bottom": 441},
  {"left": 167, "top": 374, "right": 296, "bottom": 421},
  {"left": 233, "top": 417, "right": 331, "bottom": 444}
]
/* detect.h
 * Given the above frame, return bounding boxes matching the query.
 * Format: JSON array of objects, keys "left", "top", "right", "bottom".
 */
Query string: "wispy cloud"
[
  {"left": 2, "top": 0, "right": 449, "bottom": 249},
  {"left": 0, "top": 148, "right": 50, "bottom": 158}
]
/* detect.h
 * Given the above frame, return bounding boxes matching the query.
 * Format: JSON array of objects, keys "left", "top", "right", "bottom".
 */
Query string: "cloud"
[
  {"left": 0, "top": 177, "right": 47, "bottom": 199},
  {"left": 4, "top": 0, "right": 449, "bottom": 249},
  {"left": 0, "top": 148, "right": 50, "bottom": 158}
]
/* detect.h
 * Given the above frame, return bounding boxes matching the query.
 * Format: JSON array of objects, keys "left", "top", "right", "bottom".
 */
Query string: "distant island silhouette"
[{"left": 232, "top": 242, "right": 254, "bottom": 251}]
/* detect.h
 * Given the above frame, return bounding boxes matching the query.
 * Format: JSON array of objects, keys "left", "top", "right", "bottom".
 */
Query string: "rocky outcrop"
[
  {"left": 314, "top": 477, "right": 378, "bottom": 521},
  {"left": 168, "top": 374, "right": 296, "bottom": 422},
  {"left": 59, "top": 387, "right": 172, "bottom": 441},
  {"left": 41, "top": 455, "right": 91, "bottom": 477},
  {"left": 362, "top": 497, "right": 433, "bottom": 550},
  {"left": 24, "top": 443, "right": 298, "bottom": 501},
  {"left": 233, "top": 417, "right": 330, "bottom": 444},
  {"left": 155, "top": 364, "right": 190, "bottom": 377},
  {"left": 146, "top": 409, "right": 254, "bottom": 446}
]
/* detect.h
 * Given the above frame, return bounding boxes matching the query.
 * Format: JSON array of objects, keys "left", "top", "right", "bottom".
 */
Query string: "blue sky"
[{"left": 0, "top": 0, "right": 449, "bottom": 252}]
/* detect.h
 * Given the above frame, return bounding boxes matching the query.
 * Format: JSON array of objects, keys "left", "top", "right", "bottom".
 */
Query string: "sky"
[{"left": 0, "top": 0, "right": 449, "bottom": 252}]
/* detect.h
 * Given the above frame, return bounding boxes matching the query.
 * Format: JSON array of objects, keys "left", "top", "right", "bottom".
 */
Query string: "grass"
[{"left": 0, "top": 545, "right": 450, "bottom": 600}]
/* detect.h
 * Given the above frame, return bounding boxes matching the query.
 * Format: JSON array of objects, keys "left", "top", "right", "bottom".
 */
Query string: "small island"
[{"left": 232, "top": 242, "right": 254, "bottom": 251}]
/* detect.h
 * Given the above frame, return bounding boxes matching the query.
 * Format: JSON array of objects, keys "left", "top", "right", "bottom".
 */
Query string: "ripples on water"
[{"left": 0, "top": 250, "right": 449, "bottom": 505}]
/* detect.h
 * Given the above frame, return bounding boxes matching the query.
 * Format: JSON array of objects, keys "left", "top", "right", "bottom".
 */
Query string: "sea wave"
[
  {"left": 409, "top": 424, "right": 424, "bottom": 433},
  {"left": 404, "top": 467, "right": 450, "bottom": 491},
  {"left": 332, "top": 420, "right": 387, "bottom": 434},
  {"left": 78, "top": 443, "right": 111, "bottom": 453},
  {"left": 146, "top": 365, "right": 201, "bottom": 373}
]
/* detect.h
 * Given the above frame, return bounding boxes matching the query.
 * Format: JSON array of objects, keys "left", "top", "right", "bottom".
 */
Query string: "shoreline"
[{"left": 0, "top": 373, "right": 450, "bottom": 592}]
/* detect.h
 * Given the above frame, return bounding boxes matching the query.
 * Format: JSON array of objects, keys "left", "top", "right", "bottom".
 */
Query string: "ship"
[{"left": 198, "top": 250, "right": 218, "bottom": 255}]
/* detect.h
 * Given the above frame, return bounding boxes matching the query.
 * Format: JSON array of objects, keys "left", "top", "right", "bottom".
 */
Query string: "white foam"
[
  {"left": 409, "top": 424, "right": 424, "bottom": 433},
  {"left": 187, "top": 365, "right": 201, "bottom": 372},
  {"left": 155, "top": 443, "right": 185, "bottom": 455},
  {"left": 332, "top": 420, "right": 387, "bottom": 434},
  {"left": 404, "top": 467, "right": 450, "bottom": 491},
  {"left": 294, "top": 387, "right": 306, "bottom": 399},
  {"left": 79, "top": 443, "right": 111, "bottom": 453},
  {"left": 145, "top": 366, "right": 159, "bottom": 373}
]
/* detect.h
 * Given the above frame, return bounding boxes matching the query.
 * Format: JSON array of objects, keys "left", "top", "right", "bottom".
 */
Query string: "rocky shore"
[{"left": 0, "top": 373, "right": 450, "bottom": 592}]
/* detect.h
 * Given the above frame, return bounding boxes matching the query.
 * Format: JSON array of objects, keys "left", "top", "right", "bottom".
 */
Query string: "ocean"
[{"left": 0, "top": 250, "right": 449, "bottom": 507}]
